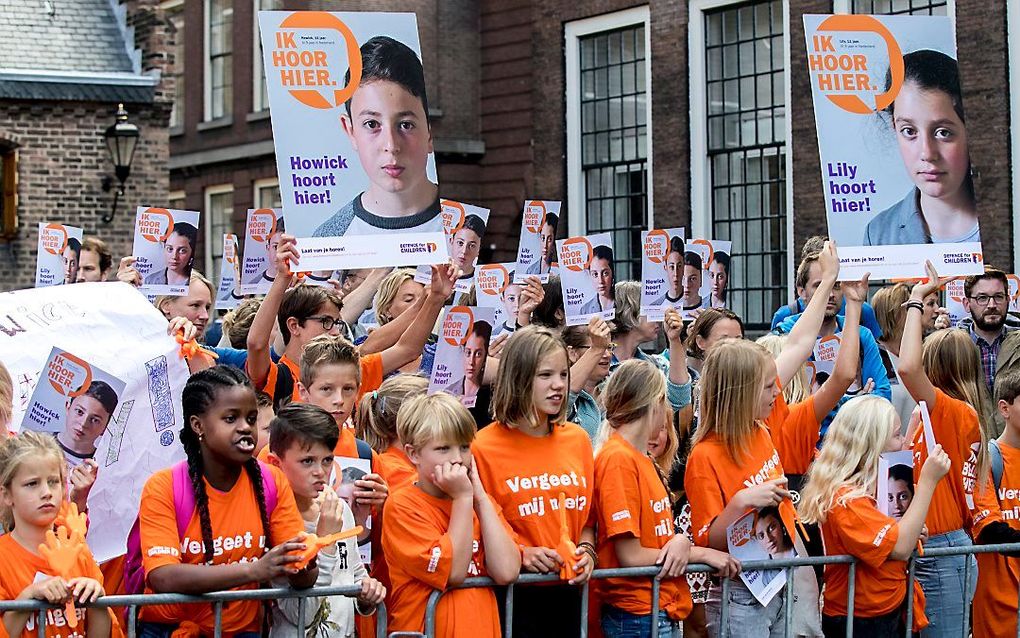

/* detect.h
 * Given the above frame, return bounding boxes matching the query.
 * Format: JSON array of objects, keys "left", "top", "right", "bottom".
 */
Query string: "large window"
[
  {"left": 566, "top": 8, "right": 651, "bottom": 282},
  {"left": 204, "top": 185, "right": 234, "bottom": 277},
  {"left": 205, "top": 0, "right": 233, "bottom": 121},
  {"left": 0, "top": 144, "right": 17, "bottom": 239},
  {"left": 253, "top": 0, "right": 283, "bottom": 112},
  {"left": 702, "top": 0, "right": 787, "bottom": 332},
  {"left": 849, "top": 0, "right": 948, "bottom": 15},
  {"left": 254, "top": 178, "right": 282, "bottom": 209},
  {"left": 163, "top": 1, "right": 185, "bottom": 129}
]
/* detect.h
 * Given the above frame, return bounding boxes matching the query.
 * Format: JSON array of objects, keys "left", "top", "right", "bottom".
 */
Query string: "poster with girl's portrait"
[
  {"left": 557, "top": 233, "right": 615, "bottom": 327},
  {"left": 329, "top": 456, "right": 373, "bottom": 565},
  {"left": 428, "top": 306, "right": 495, "bottom": 408},
  {"left": 216, "top": 234, "right": 244, "bottom": 310},
  {"left": 692, "top": 239, "right": 732, "bottom": 310},
  {"left": 35, "top": 223, "right": 84, "bottom": 288},
  {"left": 878, "top": 450, "right": 914, "bottom": 520},
  {"left": 726, "top": 508, "right": 792, "bottom": 606},
  {"left": 22, "top": 347, "right": 127, "bottom": 471},
  {"left": 132, "top": 207, "right": 201, "bottom": 296},
  {"left": 804, "top": 15, "right": 983, "bottom": 280},
  {"left": 515, "top": 200, "right": 561, "bottom": 283},
  {"left": 640, "top": 228, "right": 685, "bottom": 321},
  {"left": 415, "top": 200, "right": 490, "bottom": 292},
  {"left": 241, "top": 208, "right": 285, "bottom": 295}
]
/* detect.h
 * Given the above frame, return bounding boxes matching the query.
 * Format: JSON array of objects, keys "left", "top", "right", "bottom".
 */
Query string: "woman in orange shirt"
[
  {"left": 473, "top": 326, "right": 596, "bottom": 638},
  {"left": 799, "top": 395, "right": 949, "bottom": 636},
  {"left": 595, "top": 360, "right": 738, "bottom": 638},
  {"left": 137, "top": 366, "right": 315, "bottom": 637},
  {"left": 0, "top": 431, "right": 114, "bottom": 638},
  {"left": 896, "top": 262, "right": 993, "bottom": 637}
]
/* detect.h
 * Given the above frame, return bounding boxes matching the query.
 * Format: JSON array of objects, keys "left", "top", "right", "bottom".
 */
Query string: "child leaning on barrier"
[
  {"left": 264, "top": 403, "right": 385, "bottom": 638},
  {"left": 799, "top": 395, "right": 949, "bottom": 636},
  {"left": 594, "top": 360, "right": 739, "bottom": 638},
  {"left": 382, "top": 392, "right": 520, "bottom": 638}
]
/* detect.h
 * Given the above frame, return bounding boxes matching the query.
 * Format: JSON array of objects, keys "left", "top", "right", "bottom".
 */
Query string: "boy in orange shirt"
[{"left": 382, "top": 392, "right": 520, "bottom": 638}]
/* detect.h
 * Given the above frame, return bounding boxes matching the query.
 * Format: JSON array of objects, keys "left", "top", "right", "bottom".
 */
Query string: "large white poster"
[
  {"left": 804, "top": 15, "right": 982, "bottom": 280},
  {"left": 0, "top": 282, "right": 189, "bottom": 562}
]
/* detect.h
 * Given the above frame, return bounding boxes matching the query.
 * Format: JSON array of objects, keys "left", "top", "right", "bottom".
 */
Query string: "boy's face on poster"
[
  {"left": 65, "top": 394, "right": 112, "bottom": 451},
  {"left": 164, "top": 232, "right": 193, "bottom": 275},
  {"left": 666, "top": 251, "right": 683, "bottom": 298},
  {"left": 893, "top": 82, "right": 971, "bottom": 203},
  {"left": 62, "top": 245, "right": 79, "bottom": 284},
  {"left": 710, "top": 260, "right": 728, "bottom": 301},
  {"left": 540, "top": 222, "right": 556, "bottom": 263},
  {"left": 502, "top": 284, "right": 521, "bottom": 321},
  {"left": 450, "top": 228, "right": 481, "bottom": 273},
  {"left": 265, "top": 231, "right": 283, "bottom": 277},
  {"left": 589, "top": 257, "right": 613, "bottom": 298},
  {"left": 341, "top": 80, "right": 433, "bottom": 197},
  {"left": 463, "top": 333, "right": 488, "bottom": 384},
  {"left": 76, "top": 249, "right": 104, "bottom": 282},
  {"left": 888, "top": 477, "right": 913, "bottom": 519},
  {"left": 682, "top": 265, "right": 702, "bottom": 303},
  {"left": 755, "top": 512, "right": 786, "bottom": 555}
]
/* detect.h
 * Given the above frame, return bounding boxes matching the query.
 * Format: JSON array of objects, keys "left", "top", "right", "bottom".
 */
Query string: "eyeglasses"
[
  {"left": 306, "top": 315, "right": 343, "bottom": 331},
  {"left": 968, "top": 294, "right": 1008, "bottom": 306},
  {"left": 570, "top": 343, "right": 618, "bottom": 351}
]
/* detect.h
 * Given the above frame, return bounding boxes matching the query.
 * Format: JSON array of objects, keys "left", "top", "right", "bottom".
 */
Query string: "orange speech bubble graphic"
[
  {"left": 523, "top": 200, "right": 547, "bottom": 235},
  {"left": 477, "top": 264, "right": 510, "bottom": 296},
  {"left": 810, "top": 15, "right": 904, "bottom": 115},
  {"left": 1007, "top": 274, "right": 1020, "bottom": 305},
  {"left": 274, "top": 12, "right": 363, "bottom": 110},
  {"left": 138, "top": 208, "right": 175, "bottom": 243},
  {"left": 443, "top": 306, "right": 475, "bottom": 347},
  {"left": 440, "top": 200, "right": 466, "bottom": 236},
  {"left": 692, "top": 239, "right": 715, "bottom": 267},
  {"left": 47, "top": 352, "right": 93, "bottom": 398},
  {"left": 41, "top": 224, "right": 69, "bottom": 256},
  {"left": 560, "top": 237, "right": 594, "bottom": 273},
  {"left": 248, "top": 209, "right": 278, "bottom": 243},
  {"left": 644, "top": 229, "right": 671, "bottom": 265},
  {"left": 947, "top": 279, "right": 965, "bottom": 304}
]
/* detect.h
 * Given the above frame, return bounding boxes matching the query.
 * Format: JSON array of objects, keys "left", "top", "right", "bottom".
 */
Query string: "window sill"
[
  {"left": 169, "top": 125, "right": 184, "bottom": 137},
  {"left": 246, "top": 110, "right": 272, "bottom": 123},
  {"left": 196, "top": 116, "right": 233, "bottom": 132}
]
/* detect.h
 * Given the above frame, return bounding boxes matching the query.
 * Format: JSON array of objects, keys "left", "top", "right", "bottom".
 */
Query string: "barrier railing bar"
[
  {"left": 424, "top": 590, "right": 439, "bottom": 637},
  {"left": 504, "top": 583, "right": 514, "bottom": 638},
  {"left": 580, "top": 581, "right": 590, "bottom": 638},
  {"left": 846, "top": 561, "right": 856, "bottom": 638},
  {"left": 904, "top": 557, "right": 916, "bottom": 638},
  {"left": 784, "top": 567, "right": 793, "bottom": 637},
  {"left": 213, "top": 600, "right": 222, "bottom": 638},
  {"left": 296, "top": 586, "right": 306, "bottom": 638},
  {"left": 962, "top": 556, "right": 972, "bottom": 638},
  {"left": 35, "top": 610, "right": 44, "bottom": 638},
  {"left": 720, "top": 573, "right": 730, "bottom": 638},
  {"left": 1016, "top": 576, "right": 1020, "bottom": 638},
  {"left": 650, "top": 576, "right": 661, "bottom": 638},
  {"left": 128, "top": 604, "right": 137, "bottom": 638}
]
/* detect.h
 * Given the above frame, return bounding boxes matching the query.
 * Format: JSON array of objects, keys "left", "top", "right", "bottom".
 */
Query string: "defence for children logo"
[
  {"left": 138, "top": 208, "right": 174, "bottom": 243},
  {"left": 47, "top": 352, "right": 93, "bottom": 398},
  {"left": 477, "top": 264, "right": 510, "bottom": 297},
  {"left": 560, "top": 238, "right": 593, "bottom": 272},
  {"left": 270, "top": 12, "right": 363, "bottom": 110},
  {"left": 442, "top": 307, "right": 475, "bottom": 347},
  {"left": 248, "top": 209, "right": 278, "bottom": 243},
  {"left": 643, "top": 229, "right": 670, "bottom": 265},
  {"left": 440, "top": 200, "right": 466, "bottom": 236},
  {"left": 40, "top": 224, "right": 69, "bottom": 256},
  {"left": 807, "top": 15, "right": 903, "bottom": 114},
  {"left": 399, "top": 241, "right": 439, "bottom": 254}
]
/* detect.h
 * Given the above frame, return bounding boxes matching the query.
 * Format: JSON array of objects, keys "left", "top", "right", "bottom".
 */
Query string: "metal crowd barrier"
[{"left": 0, "top": 583, "right": 387, "bottom": 638}]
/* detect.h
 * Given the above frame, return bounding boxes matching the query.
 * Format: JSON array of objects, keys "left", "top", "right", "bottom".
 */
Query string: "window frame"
[
  {"left": 251, "top": 0, "right": 278, "bottom": 113},
  {"left": 564, "top": 6, "right": 654, "bottom": 235},
  {"left": 203, "top": 0, "right": 234, "bottom": 122},
  {"left": 203, "top": 184, "right": 234, "bottom": 276},
  {"left": 253, "top": 177, "right": 281, "bottom": 209},
  {"left": 0, "top": 144, "right": 18, "bottom": 240},
  {"left": 161, "top": 0, "right": 185, "bottom": 131}
]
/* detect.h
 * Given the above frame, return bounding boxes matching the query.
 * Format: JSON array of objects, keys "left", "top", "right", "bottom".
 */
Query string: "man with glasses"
[{"left": 960, "top": 268, "right": 1020, "bottom": 390}]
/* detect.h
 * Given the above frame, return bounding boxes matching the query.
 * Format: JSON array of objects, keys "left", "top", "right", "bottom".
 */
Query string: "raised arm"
[
  {"left": 340, "top": 268, "right": 391, "bottom": 325},
  {"left": 776, "top": 242, "right": 839, "bottom": 386},
  {"left": 378, "top": 263, "right": 457, "bottom": 375},
  {"left": 896, "top": 261, "right": 947, "bottom": 408},
  {"left": 812, "top": 274, "right": 867, "bottom": 421},
  {"left": 569, "top": 317, "right": 611, "bottom": 394},
  {"left": 246, "top": 235, "right": 297, "bottom": 387}
]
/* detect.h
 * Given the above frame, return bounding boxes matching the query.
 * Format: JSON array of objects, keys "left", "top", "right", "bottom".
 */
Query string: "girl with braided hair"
[{"left": 137, "top": 366, "right": 314, "bottom": 637}]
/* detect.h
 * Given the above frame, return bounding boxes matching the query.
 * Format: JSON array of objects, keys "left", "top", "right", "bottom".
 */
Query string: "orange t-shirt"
[
  {"left": 251, "top": 352, "right": 384, "bottom": 404},
  {"left": 771, "top": 397, "right": 820, "bottom": 476},
  {"left": 968, "top": 441, "right": 1020, "bottom": 637},
  {"left": 377, "top": 444, "right": 417, "bottom": 493},
  {"left": 137, "top": 463, "right": 304, "bottom": 634},
  {"left": 472, "top": 421, "right": 595, "bottom": 549},
  {"left": 820, "top": 488, "right": 925, "bottom": 623},
  {"left": 382, "top": 485, "right": 515, "bottom": 637},
  {"left": 0, "top": 533, "right": 117, "bottom": 638},
  {"left": 595, "top": 432, "right": 693, "bottom": 620},
  {"left": 910, "top": 388, "right": 981, "bottom": 536}
]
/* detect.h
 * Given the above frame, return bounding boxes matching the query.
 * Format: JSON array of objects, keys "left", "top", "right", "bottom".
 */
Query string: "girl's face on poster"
[
  {"left": 462, "top": 333, "right": 488, "bottom": 384},
  {"left": 709, "top": 261, "right": 728, "bottom": 301},
  {"left": 62, "top": 246, "right": 79, "bottom": 284},
  {"left": 589, "top": 257, "right": 613, "bottom": 297},
  {"left": 683, "top": 265, "right": 702, "bottom": 303},
  {"left": 502, "top": 284, "right": 521, "bottom": 321},
  {"left": 755, "top": 513, "right": 786, "bottom": 555},
  {"left": 888, "top": 477, "right": 913, "bottom": 519},
  {"left": 162, "top": 281, "right": 213, "bottom": 335},
  {"left": 893, "top": 82, "right": 971, "bottom": 203},
  {"left": 450, "top": 228, "right": 481, "bottom": 273},
  {"left": 2, "top": 454, "right": 63, "bottom": 529},
  {"left": 65, "top": 394, "right": 112, "bottom": 451},
  {"left": 531, "top": 350, "right": 568, "bottom": 418},
  {"left": 540, "top": 222, "right": 556, "bottom": 262},
  {"left": 164, "top": 231, "right": 193, "bottom": 275}
]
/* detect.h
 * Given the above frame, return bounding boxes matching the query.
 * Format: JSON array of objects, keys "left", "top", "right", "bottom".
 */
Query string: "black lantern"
[{"left": 101, "top": 103, "right": 140, "bottom": 223}]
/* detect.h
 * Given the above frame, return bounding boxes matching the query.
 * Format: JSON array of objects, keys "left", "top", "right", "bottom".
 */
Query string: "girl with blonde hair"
[
  {"left": 595, "top": 360, "right": 738, "bottom": 637},
  {"left": 896, "top": 261, "right": 994, "bottom": 637},
  {"left": 798, "top": 395, "right": 949, "bottom": 635},
  {"left": 0, "top": 361, "right": 12, "bottom": 435},
  {"left": 472, "top": 325, "right": 595, "bottom": 638}
]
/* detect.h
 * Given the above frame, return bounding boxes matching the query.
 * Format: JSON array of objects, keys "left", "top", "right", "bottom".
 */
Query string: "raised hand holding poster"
[
  {"left": 241, "top": 208, "right": 284, "bottom": 294},
  {"left": 515, "top": 200, "right": 560, "bottom": 283},
  {"left": 804, "top": 14, "right": 982, "bottom": 280},
  {"left": 35, "top": 223, "right": 84, "bottom": 287},
  {"left": 428, "top": 306, "right": 495, "bottom": 408},
  {"left": 131, "top": 206, "right": 201, "bottom": 296},
  {"left": 640, "top": 228, "right": 685, "bottom": 321},
  {"left": 216, "top": 233, "right": 243, "bottom": 310},
  {"left": 258, "top": 11, "right": 440, "bottom": 239},
  {"left": 557, "top": 233, "right": 615, "bottom": 327},
  {"left": 415, "top": 200, "right": 490, "bottom": 292}
]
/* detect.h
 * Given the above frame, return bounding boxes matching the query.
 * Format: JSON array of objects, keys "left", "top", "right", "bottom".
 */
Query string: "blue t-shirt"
[{"left": 771, "top": 299, "right": 882, "bottom": 342}]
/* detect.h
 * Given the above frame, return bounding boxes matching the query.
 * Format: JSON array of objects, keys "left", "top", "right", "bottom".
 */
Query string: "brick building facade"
[{"left": 0, "top": 0, "right": 173, "bottom": 291}]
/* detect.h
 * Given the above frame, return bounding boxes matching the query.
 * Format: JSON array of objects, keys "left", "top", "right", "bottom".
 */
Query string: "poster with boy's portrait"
[
  {"left": 132, "top": 207, "right": 201, "bottom": 296},
  {"left": 640, "top": 228, "right": 685, "bottom": 321},
  {"left": 878, "top": 450, "right": 914, "bottom": 521},
  {"left": 415, "top": 200, "right": 490, "bottom": 292},
  {"left": 35, "top": 223, "right": 84, "bottom": 288},
  {"left": 726, "top": 508, "right": 792, "bottom": 606},
  {"left": 241, "top": 208, "right": 285, "bottom": 294},
  {"left": 557, "top": 233, "right": 615, "bottom": 327},
  {"left": 804, "top": 14, "right": 982, "bottom": 280},
  {"left": 515, "top": 200, "right": 561, "bottom": 284},
  {"left": 258, "top": 11, "right": 440, "bottom": 239},
  {"left": 330, "top": 456, "right": 373, "bottom": 566}
]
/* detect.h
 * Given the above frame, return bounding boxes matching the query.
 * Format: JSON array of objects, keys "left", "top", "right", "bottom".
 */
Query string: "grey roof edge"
[
  {"left": 107, "top": 0, "right": 142, "bottom": 74},
  {"left": 0, "top": 68, "right": 159, "bottom": 87},
  {"left": 0, "top": 80, "right": 156, "bottom": 104}
]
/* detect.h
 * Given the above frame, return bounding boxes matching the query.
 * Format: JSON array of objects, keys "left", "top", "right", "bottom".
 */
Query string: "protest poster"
[
  {"left": 1, "top": 282, "right": 190, "bottom": 561},
  {"left": 258, "top": 11, "right": 441, "bottom": 241},
  {"left": 946, "top": 275, "right": 1020, "bottom": 326},
  {"left": 330, "top": 456, "right": 373, "bottom": 565},
  {"left": 679, "top": 241, "right": 712, "bottom": 320},
  {"left": 640, "top": 228, "right": 685, "bottom": 321},
  {"left": 415, "top": 200, "right": 490, "bottom": 292},
  {"left": 804, "top": 14, "right": 983, "bottom": 280},
  {"left": 240, "top": 208, "right": 285, "bottom": 294},
  {"left": 557, "top": 233, "right": 615, "bottom": 327},
  {"left": 290, "top": 231, "right": 448, "bottom": 272},
  {"left": 692, "top": 239, "right": 733, "bottom": 310},
  {"left": 726, "top": 508, "right": 791, "bottom": 606},
  {"left": 428, "top": 306, "right": 495, "bottom": 408},
  {"left": 475, "top": 263, "right": 517, "bottom": 339},
  {"left": 132, "top": 207, "right": 201, "bottom": 297},
  {"left": 878, "top": 450, "right": 914, "bottom": 520},
  {"left": 515, "top": 200, "right": 561, "bottom": 283},
  {"left": 35, "top": 223, "right": 84, "bottom": 288},
  {"left": 216, "top": 234, "right": 243, "bottom": 310}
]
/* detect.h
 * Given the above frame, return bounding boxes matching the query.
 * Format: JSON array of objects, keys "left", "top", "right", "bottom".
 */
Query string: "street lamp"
[{"left": 101, "top": 103, "right": 140, "bottom": 223}]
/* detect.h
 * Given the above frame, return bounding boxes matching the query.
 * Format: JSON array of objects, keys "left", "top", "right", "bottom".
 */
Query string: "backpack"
[
  {"left": 991, "top": 439, "right": 1005, "bottom": 493},
  {"left": 123, "top": 459, "right": 279, "bottom": 595}
]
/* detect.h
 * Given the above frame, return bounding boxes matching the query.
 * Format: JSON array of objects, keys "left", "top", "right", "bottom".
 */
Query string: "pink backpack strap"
[
  {"left": 171, "top": 461, "right": 196, "bottom": 540},
  {"left": 257, "top": 461, "right": 279, "bottom": 515}
]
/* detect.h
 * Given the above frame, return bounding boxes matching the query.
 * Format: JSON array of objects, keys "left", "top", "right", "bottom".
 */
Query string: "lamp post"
[{"left": 101, "top": 103, "right": 140, "bottom": 223}]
